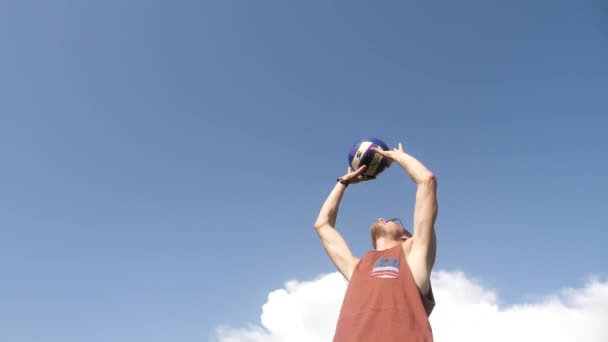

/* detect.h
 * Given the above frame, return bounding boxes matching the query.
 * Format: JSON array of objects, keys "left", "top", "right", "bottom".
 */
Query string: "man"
[{"left": 314, "top": 143, "right": 438, "bottom": 342}]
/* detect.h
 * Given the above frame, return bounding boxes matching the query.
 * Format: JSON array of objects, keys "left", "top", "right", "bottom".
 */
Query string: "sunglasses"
[{"left": 387, "top": 217, "right": 412, "bottom": 237}]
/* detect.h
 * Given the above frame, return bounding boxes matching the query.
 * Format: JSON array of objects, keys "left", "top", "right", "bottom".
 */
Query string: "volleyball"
[{"left": 348, "top": 137, "right": 391, "bottom": 178}]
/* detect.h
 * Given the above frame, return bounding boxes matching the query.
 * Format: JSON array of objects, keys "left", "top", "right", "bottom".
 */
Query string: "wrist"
[
  {"left": 393, "top": 154, "right": 408, "bottom": 166},
  {"left": 337, "top": 177, "right": 349, "bottom": 187}
]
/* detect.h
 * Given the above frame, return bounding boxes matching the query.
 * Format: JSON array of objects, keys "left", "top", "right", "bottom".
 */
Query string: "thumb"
[{"left": 355, "top": 165, "right": 367, "bottom": 174}]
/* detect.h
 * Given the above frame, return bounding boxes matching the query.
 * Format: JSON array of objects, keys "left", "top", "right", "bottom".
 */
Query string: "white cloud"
[
  {"left": 430, "top": 271, "right": 608, "bottom": 342},
  {"left": 214, "top": 271, "right": 608, "bottom": 342},
  {"left": 215, "top": 273, "right": 347, "bottom": 342}
]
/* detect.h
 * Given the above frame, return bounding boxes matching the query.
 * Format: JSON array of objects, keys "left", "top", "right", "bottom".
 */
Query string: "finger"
[
  {"left": 398, "top": 142, "right": 403, "bottom": 151},
  {"left": 354, "top": 165, "right": 367, "bottom": 175},
  {"left": 371, "top": 147, "right": 386, "bottom": 155}
]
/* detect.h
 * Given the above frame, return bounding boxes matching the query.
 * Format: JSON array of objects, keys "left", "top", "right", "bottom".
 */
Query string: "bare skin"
[{"left": 314, "top": 143, "right": 438, "bottom": 295}]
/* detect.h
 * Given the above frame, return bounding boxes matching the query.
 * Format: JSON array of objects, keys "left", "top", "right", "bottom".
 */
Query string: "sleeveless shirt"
[{"left": 333, "top": 243, "right": 435, "bottom": 342}]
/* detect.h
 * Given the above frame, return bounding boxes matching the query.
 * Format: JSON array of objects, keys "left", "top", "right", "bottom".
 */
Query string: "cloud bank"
[{"left": 215, "top": 271, "right": 608, "bottom": 342}]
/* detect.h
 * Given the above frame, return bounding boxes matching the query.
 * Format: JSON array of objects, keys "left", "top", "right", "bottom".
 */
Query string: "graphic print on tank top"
[{"left": 370, "top": 257, "right": 400, "bottom": 279}]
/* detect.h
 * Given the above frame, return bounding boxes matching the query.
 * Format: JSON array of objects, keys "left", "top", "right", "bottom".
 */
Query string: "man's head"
[{"left": 370, "top": 217, "right": 412, "bottom": 249}]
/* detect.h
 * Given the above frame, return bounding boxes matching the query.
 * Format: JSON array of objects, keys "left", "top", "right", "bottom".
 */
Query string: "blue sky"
[{"left": 1, "top": 1, "right": 607, "bottom": 341}]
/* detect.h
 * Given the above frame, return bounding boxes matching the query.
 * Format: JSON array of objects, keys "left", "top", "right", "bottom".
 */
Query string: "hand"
[
  {"left": 340, "top": 165, "right": 375, "bottom": 185},
  {"left": 372, "top": 142, "right": 405, "bottom": 162}
]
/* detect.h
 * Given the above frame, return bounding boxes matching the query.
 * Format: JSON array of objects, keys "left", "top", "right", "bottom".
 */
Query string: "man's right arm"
[{"left": 313, "top": 166, "right": 367, "bottom": 281}]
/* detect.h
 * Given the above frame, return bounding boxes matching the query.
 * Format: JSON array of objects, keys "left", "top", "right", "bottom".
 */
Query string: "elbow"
[
  {"left": 418, "top": 173, "right": 437, "bottom": 186},
  {"left": 313, "top": 222, "right": 325, "bottom": 231},
  {"left": 314, "top": 221, "right": 332, "bottom": 231}
]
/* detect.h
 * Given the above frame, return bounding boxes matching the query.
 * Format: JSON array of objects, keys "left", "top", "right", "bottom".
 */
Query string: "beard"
[{"left": 370, "top": 223, "right": 404, "bottom": 248}]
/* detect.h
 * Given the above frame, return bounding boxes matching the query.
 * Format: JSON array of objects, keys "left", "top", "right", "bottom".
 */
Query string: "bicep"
[
  {"left": 315, "top": 224, "right": 359, "bottom": 281},
  {"left": 412, "top": 177, "right": 438, "bottom": 248},
  {"left": 412, "top": 177, "right": 438, "bottom": 268}
]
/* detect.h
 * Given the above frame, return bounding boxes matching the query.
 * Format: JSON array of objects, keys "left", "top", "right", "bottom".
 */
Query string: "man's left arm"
[
  {"left": 411, "top": 171, "right": 438, "bottom": 269},
  {"left": 375, "top": 144, "right": 438, "bottom": 295},
  {"left": 401, "top": 153, "right": 438, "bottom": 295}
]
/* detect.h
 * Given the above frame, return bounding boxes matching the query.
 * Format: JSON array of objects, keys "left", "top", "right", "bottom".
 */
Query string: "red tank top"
[{"left": 333, "top": 243, "right": 435, "bottom": 342}]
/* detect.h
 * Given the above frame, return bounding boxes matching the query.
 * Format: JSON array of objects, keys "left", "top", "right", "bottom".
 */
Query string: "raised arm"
[
  {"left": 373, "top": 143, "right": 438, "bottom": 293},
  {"left": 314, "top": 166, "right": 368, "bottom": 281},
  {"left": 397, "top": 150, "right": 438, "bottom": 263}
]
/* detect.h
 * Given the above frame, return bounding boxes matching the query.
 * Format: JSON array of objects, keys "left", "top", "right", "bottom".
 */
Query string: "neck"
[{"left": 374, "top": 237, "right": 402, "bottom": 251}]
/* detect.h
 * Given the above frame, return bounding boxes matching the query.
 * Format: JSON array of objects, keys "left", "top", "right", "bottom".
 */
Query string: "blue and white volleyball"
[{"left": 348, "top": 137, "right": 391, "bottom": 178}]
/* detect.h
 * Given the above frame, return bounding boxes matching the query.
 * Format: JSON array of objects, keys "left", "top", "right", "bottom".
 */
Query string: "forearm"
[
  {"left": 394, "top": 153, "right": 434, "bottom": 184},
  {"left": 314, "top": 182, "right": 347, "bottom": 229},
  {"left": 407, "top": 151, "right": 437, "bottom": 248}
]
